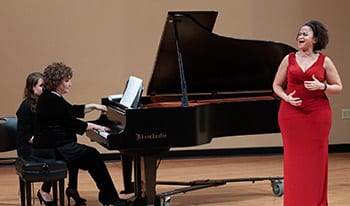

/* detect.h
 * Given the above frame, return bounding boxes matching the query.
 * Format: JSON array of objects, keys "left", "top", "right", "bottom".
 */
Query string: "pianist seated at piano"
[{"left": 32, "top": 62, "right": 128, "bottom": 206}]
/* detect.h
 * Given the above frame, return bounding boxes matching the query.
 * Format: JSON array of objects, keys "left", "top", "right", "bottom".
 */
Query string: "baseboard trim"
[
  {"left": 2, "top": 144, "right": 349, "bottom": 164},
  {"left": 102, "top": 143, "right": 350, "bottom": 161}
]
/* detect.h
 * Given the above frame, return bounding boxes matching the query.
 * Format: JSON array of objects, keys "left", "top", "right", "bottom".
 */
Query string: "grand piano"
[{"left": 86, "top": 11, "right": 296, "bottom": 206}]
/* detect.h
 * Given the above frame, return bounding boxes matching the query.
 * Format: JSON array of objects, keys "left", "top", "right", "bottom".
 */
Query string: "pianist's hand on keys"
[
  {"left": 97, "top": 130, "right": 109, "bottom": 138},
  {"left": 87, "top": 122, "right": 110, "bottom": 133}
]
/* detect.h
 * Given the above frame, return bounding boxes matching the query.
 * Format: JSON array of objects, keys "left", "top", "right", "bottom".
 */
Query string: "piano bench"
[{"left": 15, "top": 158, "right": 67, "bottom": 206}]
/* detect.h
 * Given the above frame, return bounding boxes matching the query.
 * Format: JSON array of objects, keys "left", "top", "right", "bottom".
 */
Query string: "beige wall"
[{"left": 1, "top": 0, "right": 349, "bottom": 157}]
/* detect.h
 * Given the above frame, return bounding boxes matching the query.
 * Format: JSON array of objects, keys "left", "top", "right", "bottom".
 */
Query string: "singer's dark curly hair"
[
  {"left": 43, "top": 62, "right": 72, "bottom": 91},
  {"left": 304, "top": 20, "right": 329, "bottom": 51}
]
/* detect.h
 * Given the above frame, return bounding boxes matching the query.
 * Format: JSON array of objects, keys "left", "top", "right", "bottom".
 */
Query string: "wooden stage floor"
[{"left": 1, "top": 153, "right": 349, "bottom": 205}]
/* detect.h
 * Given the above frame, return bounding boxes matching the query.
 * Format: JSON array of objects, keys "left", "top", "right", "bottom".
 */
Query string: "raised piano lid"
[{"left": 147, "top": 11, "right": 296, "bottom": 98}]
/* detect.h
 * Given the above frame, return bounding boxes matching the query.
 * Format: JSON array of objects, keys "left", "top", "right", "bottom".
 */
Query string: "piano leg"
[
  {"left": 134, "top": 155, "right": 142, "bottom": 198},
  {"left": 133, "top": 154, "right": 159, "bottom": 205},
  {"left": 120, "top": 153, "right": 134, "bottom": 194}
]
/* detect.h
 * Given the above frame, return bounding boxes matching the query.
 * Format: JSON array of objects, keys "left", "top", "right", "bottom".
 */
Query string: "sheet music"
[{"left": 120, "top": 76, "right": 143, "bottom": 109}]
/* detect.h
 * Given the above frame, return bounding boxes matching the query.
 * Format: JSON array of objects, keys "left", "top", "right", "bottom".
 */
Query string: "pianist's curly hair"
[{"left": 43, "top": 62, "right": 73, "bottom": 91}]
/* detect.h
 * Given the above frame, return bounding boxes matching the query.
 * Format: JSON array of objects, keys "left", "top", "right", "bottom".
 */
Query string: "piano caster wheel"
[
  {"left": 155, "top": 196, "right": 171, "bottom": 206},
  {"left": 271, "top": 179, "right": 284, "bottom": 197}
]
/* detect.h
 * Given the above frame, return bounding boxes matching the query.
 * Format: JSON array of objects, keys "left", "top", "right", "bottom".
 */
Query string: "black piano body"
[
  {"left": 86, "top": 11, "right": 296, "bottom": 205},
  {"left": 89, "top": 94, "right": 281, "bottom": 150}
]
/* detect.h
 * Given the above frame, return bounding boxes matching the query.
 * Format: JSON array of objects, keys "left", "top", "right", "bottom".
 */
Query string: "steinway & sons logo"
[{"left": 135, "top": 133, "right": 167, "bottom": 141}]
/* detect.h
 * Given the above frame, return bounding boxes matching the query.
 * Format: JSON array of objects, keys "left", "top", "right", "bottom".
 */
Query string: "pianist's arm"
[{"left": 84, "top": 103, "right": 108, "bottom": 114}]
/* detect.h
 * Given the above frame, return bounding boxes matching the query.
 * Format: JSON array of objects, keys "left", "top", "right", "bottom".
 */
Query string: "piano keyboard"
[{"left": 97, "top": 130, "right": 110, "bottom": 139}]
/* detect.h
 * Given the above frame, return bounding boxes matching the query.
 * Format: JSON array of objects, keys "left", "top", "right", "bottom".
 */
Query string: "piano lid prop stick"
[{"left": 172, "top": 14, "right": 189, "bottom": 107}]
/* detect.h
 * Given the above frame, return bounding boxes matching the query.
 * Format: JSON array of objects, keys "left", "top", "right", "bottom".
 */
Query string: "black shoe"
[
  {"left": 114, "top": 199, "right": 128, "bottom": 206},
  {"left": 120, "top": 182, "right": 135, "bottom": 194},
  {"left": 103, "top": 199, "right": 128, "bottom": 206},
  {"left": 66, "top": 188, "right": 87, "bottom": 206},
  {"left": 37, "top": 190, "right": 54, "bottom": 206}
]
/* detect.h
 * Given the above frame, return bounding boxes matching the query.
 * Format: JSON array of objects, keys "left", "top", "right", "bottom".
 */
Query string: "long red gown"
[{"left": 278, "top": 52, "right": 331, "bottom": 206}]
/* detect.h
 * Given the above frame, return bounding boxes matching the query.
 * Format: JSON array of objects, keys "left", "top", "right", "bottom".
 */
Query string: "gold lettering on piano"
[{"left": 135, "top": 133, "right": 167, "bottom": 141}]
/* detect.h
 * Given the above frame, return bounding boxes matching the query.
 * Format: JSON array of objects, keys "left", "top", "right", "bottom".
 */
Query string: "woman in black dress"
[
  {"left": 16, "top": 72, "right": 55, "bottom": 204},
  {"left": 17, "top": 72, "right": 87, "bottom": 206},
  {"left": 32, "top": 62, "right": 127, "bottom": 206}
]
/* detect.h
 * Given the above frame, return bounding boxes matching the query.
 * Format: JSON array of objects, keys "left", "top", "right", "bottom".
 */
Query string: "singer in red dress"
[{"left": 273, "top": 20, "right": 342, "bottom": 206}]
